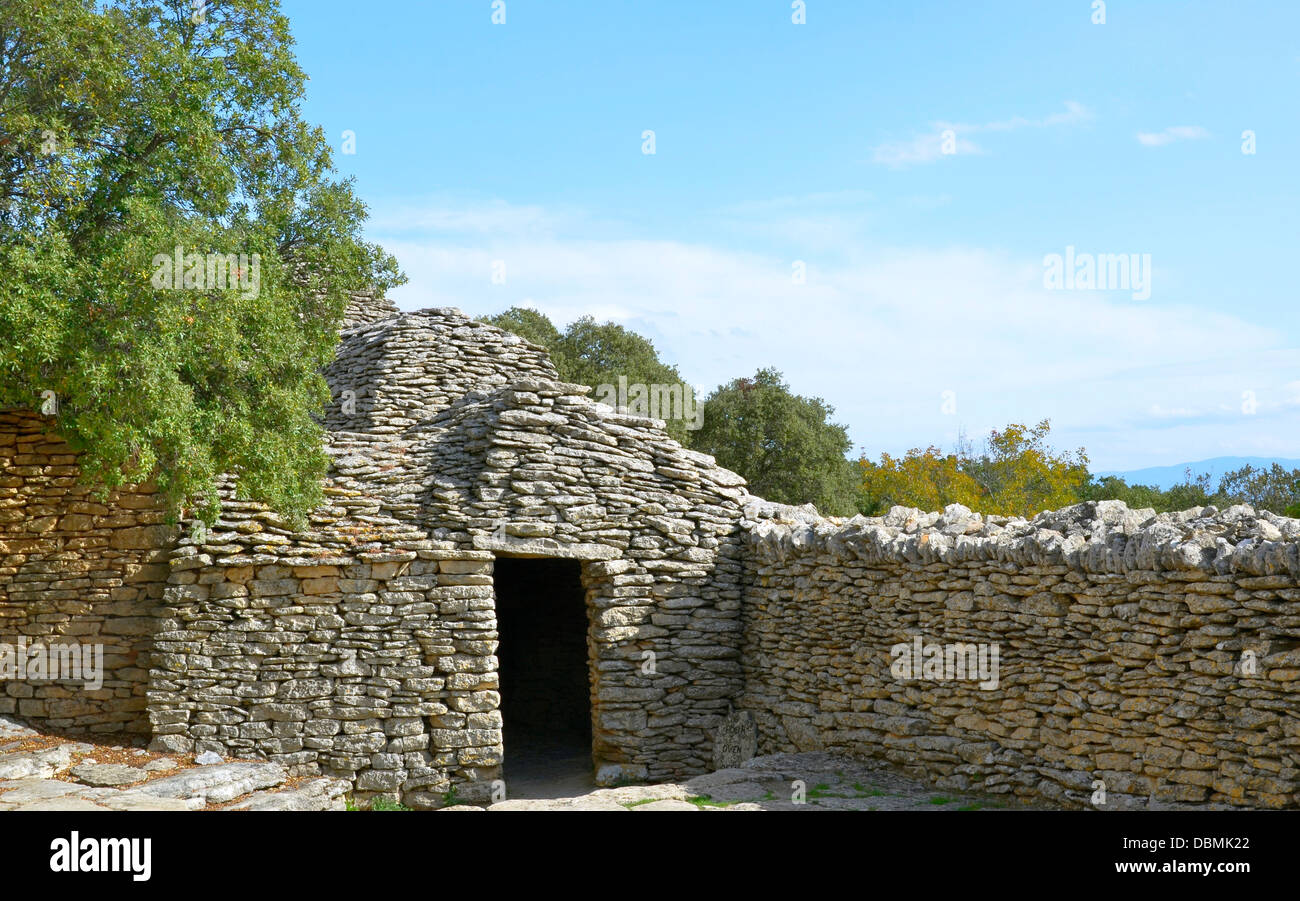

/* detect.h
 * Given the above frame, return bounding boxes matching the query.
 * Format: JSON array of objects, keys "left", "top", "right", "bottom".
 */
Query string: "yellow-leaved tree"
[{"left": 858, "top": 420, "right": 1090, "bottom": 518}]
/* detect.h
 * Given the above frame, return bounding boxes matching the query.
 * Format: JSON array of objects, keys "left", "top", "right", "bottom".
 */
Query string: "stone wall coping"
[{"left": 745, "top": 499, "right": 1300, "bottom": 576}]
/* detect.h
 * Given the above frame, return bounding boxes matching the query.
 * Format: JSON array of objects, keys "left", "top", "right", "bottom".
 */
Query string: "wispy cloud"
[
  {"left": 711, "top": 190, "right": 877, "bottom": 252},
  {"left": 869, "top": 101, "right": 1092, "bottom": 168},
  {"left": 368, "top": 198, "right": 1298, "bottom": 468},
  {"left": 1148, "top": 403, "right": 1205, "bottom": 420},
  {"left": 1136, "top": 125, "right": 1210, "bottom": 147},
  {"left": 935, "top": 100, "right": 1092, "bottom": 134},
  {"left": 870, "top": 132, "right": 982, "bottom": 167},
  {"left": 368, "top": 198, "right": 575, "bottom": 236}
]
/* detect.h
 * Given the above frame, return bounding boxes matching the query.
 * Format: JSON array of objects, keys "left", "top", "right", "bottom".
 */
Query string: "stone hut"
[
  {"left": 1, "top": 297, "right": 756, "bottom": 806},
  {"left": 4, "top": 293, "right": 1300, "bottom": 809}
]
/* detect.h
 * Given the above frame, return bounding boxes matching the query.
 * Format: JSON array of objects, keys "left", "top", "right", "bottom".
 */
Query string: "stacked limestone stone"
[
  {"left": 337, "top": 288, "right": 400, "bottom": 331},
  {"left": 148, "top": 305, "right": 753, "bottom": 807},
  {"left": 739, "top": 500, "right": 1300, "bottom": 808},
  {"left": 0, "top": 411, "right": 173, "bottom": 733}
]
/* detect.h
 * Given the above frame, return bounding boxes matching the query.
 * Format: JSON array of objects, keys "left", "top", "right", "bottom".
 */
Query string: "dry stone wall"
[
  {"left": 0, "top": 410, "right": 173, "bottom": 734},
  {"left": 739, "top": 500, "right": 1300, "bottom": 809}
]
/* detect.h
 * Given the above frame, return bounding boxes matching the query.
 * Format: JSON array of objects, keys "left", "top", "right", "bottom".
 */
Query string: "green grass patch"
[
  {"left": 370, "top": 797, "right": 412, "bottom": 811},
  {"left": 686, "top": 794, "right": 741, "bottom": 808}
]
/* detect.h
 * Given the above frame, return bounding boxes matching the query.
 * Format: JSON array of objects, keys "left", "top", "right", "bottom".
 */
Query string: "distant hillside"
[{"left": 1097, "top": 457, "right": 1300, "bottom": 491}]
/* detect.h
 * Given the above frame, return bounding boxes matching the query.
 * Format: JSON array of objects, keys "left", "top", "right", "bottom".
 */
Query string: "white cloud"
[
  {"left": 368, "top": 199, "right": 1297, "bottom": 467},
  {"left": 869, "top": 101, "right": 1091, "bottom": 168},
  {"left": 935, "top": 100, "right": 1093, "bottom": 134},
  {"left": 870, "top": 133, "right": 982, "bottom": 167},
  {"left": 1136, "top": 125, "right": 1210, "bottom": 147},
  {"left": 1148, "top": 404, "right": 1204, "bottom": 420},
  {"left": 367, "top": 198, "right": 573, "bottom": 235}
]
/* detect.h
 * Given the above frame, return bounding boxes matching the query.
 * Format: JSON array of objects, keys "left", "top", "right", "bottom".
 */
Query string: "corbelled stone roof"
[
  {"left": 323, "top": 307, "right": 558, "bottom": 434},
  {"left": 177, "top": 303, "right": 754, "bottom": 561},
  {"left": 339, "top": 289, "right": 400, "bottom": 331}
]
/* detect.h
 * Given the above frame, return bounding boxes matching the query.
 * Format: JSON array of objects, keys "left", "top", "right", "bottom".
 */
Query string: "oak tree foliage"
[
  {"left": 0, "top": 0, "right": 402, "bottom": 524},
  {"left": 693, "top": 368, "right": 858, "bottom": 515},
  {"left": 480, "top": 306, "right": 698, "bottom": 445}
]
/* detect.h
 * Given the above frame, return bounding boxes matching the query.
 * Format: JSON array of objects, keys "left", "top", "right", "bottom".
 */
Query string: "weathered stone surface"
[
  {"left": 0, "top": 777, "right": 201, "bottom": 811},
  {"left": 0, "top": 746, "right": 72, "bottom": 780},
  {"left": 595, "top": 763, "right": 650, "bottom": 787},
  {"left": 739, "top": 501, "right": 1300, "bottom": 809},
  {"left": 631, "top": 799, "right": 699, "bottom": 811},
  {"left": 229, "top": 777, "right": 351, "bottom": 811},
  {"left": 71, "top": 762, "right": 148, "bottom": 787},
  {"left": 488, "top": 796, "right": 628, "bottom": 811},
  {"left": 712, "top": 710, "right": 758, "bottom": 769},
  {"left": 135, "top": 762, "right": 288, "bottom": 803}
]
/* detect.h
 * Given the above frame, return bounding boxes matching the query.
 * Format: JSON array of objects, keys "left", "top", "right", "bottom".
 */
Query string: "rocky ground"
[
  {"left": 0, "top": 715, "right": 1040, "bottom": 812},
  {"left": 472, "top": 751, "right": 1039, "bottom": 811},
  {"left": 0, "top": 715, "right": 350, "bottom": 811}
]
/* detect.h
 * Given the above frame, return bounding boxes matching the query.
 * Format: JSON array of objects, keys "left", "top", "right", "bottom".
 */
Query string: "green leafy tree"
[
  {"left": 0, "top": 0, "right": 402, "bottom": 524},
  {"left": 481, "top": 307, "right": 699, "bottom": 444},
  {"left": 1083, "top": 463, "right": 1300, "bottom": 516},
  {"left": 693, "top": 368, "right": 858, "bottom": 515},
  {"left": 1215, "top": 463, "right": 1300, "bottom": 515},
  {"left": 480, "top": 306, "right": 561, "bottom": 352},
  {"left": 1082, "top": 469, "right": 1214, "bottom": 513}
]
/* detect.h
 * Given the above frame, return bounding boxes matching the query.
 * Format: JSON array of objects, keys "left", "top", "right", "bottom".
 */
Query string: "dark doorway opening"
[{"left": 493, "top": 556, "right": 594, "bottom": 798}]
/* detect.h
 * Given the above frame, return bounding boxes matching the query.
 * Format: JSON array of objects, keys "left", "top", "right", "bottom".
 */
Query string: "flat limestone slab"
[
  {"left": 583, "top": 784, "right": 692, "bottom": 805},
  {"left": 0, "top": 778, "right": 200, "bottom": 811},
  {"left": 631, "top": 799, "right": 699, "bottom": 811},
  {"left": 683, "top": 767, "right": 763, "bottom": 793},
  {"left": 489, "top": 796, "right": 628, "bottom": 811},
  {"left": 690, "top": 781, "right": 771, "bottom": 804},
  {"left": 0, "top": 777, "right": 83, "bottom": 808},
  {"left": 229, "top": 778, "right": 351, "bottom": 811},
  {"left": 71, "top": 762, "right": 149, "bottom": 787},
  {"left": 0, "top": 716, "right": 40, "bottom": 741},
  {"left": 134, "top": 762, "right": 288, "bottom": 804},
  {"left": 0, "top": 746, "right": 73, "bottom": 780},
  {"left": 97, "top": 791, "right": 204, "bottom": 812},
  {"left": 11, "top": 798, "right": 108, "bottom": 812}
]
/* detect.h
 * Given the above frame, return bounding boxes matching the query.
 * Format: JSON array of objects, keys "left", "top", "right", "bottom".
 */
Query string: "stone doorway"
[{"left": 492, "top": 556, "right": 596, "bottom": 799}]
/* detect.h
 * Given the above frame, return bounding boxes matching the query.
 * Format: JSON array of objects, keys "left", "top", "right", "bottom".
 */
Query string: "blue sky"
[{"left": 282, "top": 0, "right": 1299, "bottom": 471}]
